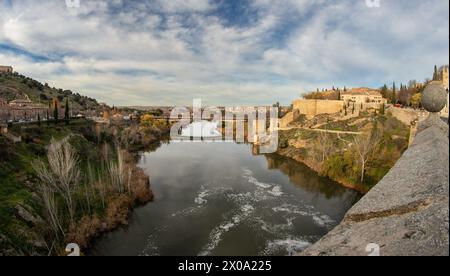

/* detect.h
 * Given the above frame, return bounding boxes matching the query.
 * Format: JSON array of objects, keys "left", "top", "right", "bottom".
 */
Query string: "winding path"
[{"left": 277, "top": 126, "right": 362, "bottom": 135}]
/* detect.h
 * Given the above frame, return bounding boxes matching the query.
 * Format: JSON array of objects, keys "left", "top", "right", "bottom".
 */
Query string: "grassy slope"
[{"left": 0, "top": 72, "right": 100, "bottom": 111}]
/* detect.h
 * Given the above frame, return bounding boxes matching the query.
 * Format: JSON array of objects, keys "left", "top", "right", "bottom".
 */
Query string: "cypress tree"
[
  {"left": 392, "top": 82, "right": 397, "bottom": 104},
  {"left": 53, "top": 99, "right": 59, "bottom": 121},
  {"left": 65, "top": 98, "right": 70, "bottom": 120},
  {"left": 433, "top": 65, "right": 439, "bottom": 81}
]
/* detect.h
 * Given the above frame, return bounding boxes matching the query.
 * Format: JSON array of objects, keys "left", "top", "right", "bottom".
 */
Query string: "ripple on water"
[
  {"left": 261, "top": 238, "right": 312, "bottom": 256},
  {"left": 198, "top": 204, "right": 255, "bottom": 256},
  {"left": 142, "top": 168, "right": 336, "bottom": 256}
]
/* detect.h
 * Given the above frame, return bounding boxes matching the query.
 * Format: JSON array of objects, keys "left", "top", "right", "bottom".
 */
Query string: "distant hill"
[{"left": 0, "top": 72, "right": 101, "bottom": 111}]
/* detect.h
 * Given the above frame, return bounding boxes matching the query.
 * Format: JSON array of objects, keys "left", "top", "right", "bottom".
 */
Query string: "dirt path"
[{"left": 277, "top": 126, "right": 362, "bottom": 135}]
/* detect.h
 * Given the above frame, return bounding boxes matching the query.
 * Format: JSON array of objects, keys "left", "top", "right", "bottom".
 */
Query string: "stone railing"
[{"left": 301, "top": 82, "right": 449, "bottom": 256}]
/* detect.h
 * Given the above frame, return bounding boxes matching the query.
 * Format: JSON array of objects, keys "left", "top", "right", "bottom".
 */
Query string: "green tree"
[
  {"left": 380, "top": 84, "right": 388, "bottom": 99},
  {"left": 433, "top": 65, "right": 439, "bottom": 81},
  {"left": 391, "top": 82, "right": 397, "bottom": 104},
  {"left": 65, "top": 98, "right": 70, "bottom": 120},
  {"left": 53, "top": 100, "right": 59, "bottom": 121}
]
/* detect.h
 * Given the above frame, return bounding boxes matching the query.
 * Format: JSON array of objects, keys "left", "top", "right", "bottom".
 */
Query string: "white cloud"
[
  {"left": 155, "top": 0, "right": 215, "bottom": 13},
  {"left": 0, "top": 0, "right": 448, "bottom": 106}
]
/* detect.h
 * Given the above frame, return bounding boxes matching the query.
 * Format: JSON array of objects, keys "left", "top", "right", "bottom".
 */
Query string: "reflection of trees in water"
[{"left": 264, "top": 153, "right": 357, "bottom": 200}]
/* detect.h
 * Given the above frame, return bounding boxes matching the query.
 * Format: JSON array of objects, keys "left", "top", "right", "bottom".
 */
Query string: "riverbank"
[
  {"left": 276, "top": 146, "right": 368, "bottom": 194},
  {"left": 65, "top": 150, "right": 154, "bottom": 252},
  {"left": 0, "top": 119, "right": 169, "bottom": 256},
  {"left": 275, "top": 113, "right": 411, "bottom": 194}
]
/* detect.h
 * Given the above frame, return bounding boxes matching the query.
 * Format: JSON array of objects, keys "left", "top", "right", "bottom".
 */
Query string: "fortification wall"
[{"left": 293, "top": 100, "right": 344, "bottom": 119}]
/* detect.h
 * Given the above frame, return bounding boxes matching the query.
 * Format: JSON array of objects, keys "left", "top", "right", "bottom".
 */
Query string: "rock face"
[{"left": 301, "top": 120, "right": 449, "bottom": 256}]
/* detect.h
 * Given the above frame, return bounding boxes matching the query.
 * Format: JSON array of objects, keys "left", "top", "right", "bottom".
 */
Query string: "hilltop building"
[
  {"left": 340, "top": 88, "right": 386, "bottom": 105},
  {"left": 291, "top": 87, "right": 386, "bottom": 119},
  {"left": 0, "top": 65, "right": 13, "bottom": 74}
]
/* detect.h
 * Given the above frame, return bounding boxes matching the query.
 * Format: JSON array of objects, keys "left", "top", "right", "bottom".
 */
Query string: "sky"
[{"left": 0, "top": 0, "right": 448, "bottom": 106}]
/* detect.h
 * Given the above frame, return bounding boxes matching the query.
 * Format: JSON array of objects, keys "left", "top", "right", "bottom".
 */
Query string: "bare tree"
[
  {"left": 352, "top": 127, "right": 382, "bottom": 183},
  {"left": 33, "top": 161, "right": 64, "bottom": 240},
  {"left": 48, "top": 138, "right": 80, "bottom": 223},
  {"left": 107, "top": 147, "right": 131, "bottom": 194},
  {"left": 316, "top": 131, "right": 333, "bottom": 163},
  {"left": 34, "top": 138, "right": 80, "bottom": 224}
]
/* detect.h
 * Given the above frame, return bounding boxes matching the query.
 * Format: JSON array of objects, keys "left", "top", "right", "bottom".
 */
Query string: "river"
[{"left": 89, "top": 141, "right": 361, "bottom": 256}]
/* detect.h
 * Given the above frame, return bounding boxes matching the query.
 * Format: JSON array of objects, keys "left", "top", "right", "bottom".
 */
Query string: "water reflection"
[{"left": 264, "top": 153, "right": 356, "bottom": 200}]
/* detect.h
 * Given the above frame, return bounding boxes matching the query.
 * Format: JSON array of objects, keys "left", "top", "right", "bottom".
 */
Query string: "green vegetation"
[
  {"left": 0, "top": 119, "right": 165, "bottom": 255},
  {"left": 391, "top": 82, "right": 397, "bottom": 104},
  {"left": 433, "top": 65, "right": 439, "bottom": 81},
  {"left": 322, "top": 114, "right": 409, "bottom": 190},
  {"left": 277, "top": 113, "right": 410, "bottom": 192}
]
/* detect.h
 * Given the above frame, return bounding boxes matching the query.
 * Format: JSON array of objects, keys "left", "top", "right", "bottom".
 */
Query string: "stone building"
[
  {"left": 340, "top": 88, "right": 386, "bottom": 105},
  {"left": 0, "top": 96, "right": 50, "bottom": 122},
  {"left": 0, "top": 65, "right": 13, "bottom": 74}
]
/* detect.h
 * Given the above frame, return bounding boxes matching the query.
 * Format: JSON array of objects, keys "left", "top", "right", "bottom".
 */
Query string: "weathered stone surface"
[
  {"left": 416, "top": 113, "right": 449, "bottom": 137},
  {"left": 421, "top": 81, "right": 447, "bottom": 113},
  {"left": 301, "top": 120, "right": 449, "bottom": 256}
]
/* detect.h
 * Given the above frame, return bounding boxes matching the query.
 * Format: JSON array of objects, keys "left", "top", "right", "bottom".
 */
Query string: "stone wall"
[
  {"left": 293, "top": 99, "right": 344, "bottom": 119},
  {"left": 279, "top": 109, "right": 300, "bottom": 128},
  {"left": 301, "top": 83, "right": 449, "bottom": 256}
]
